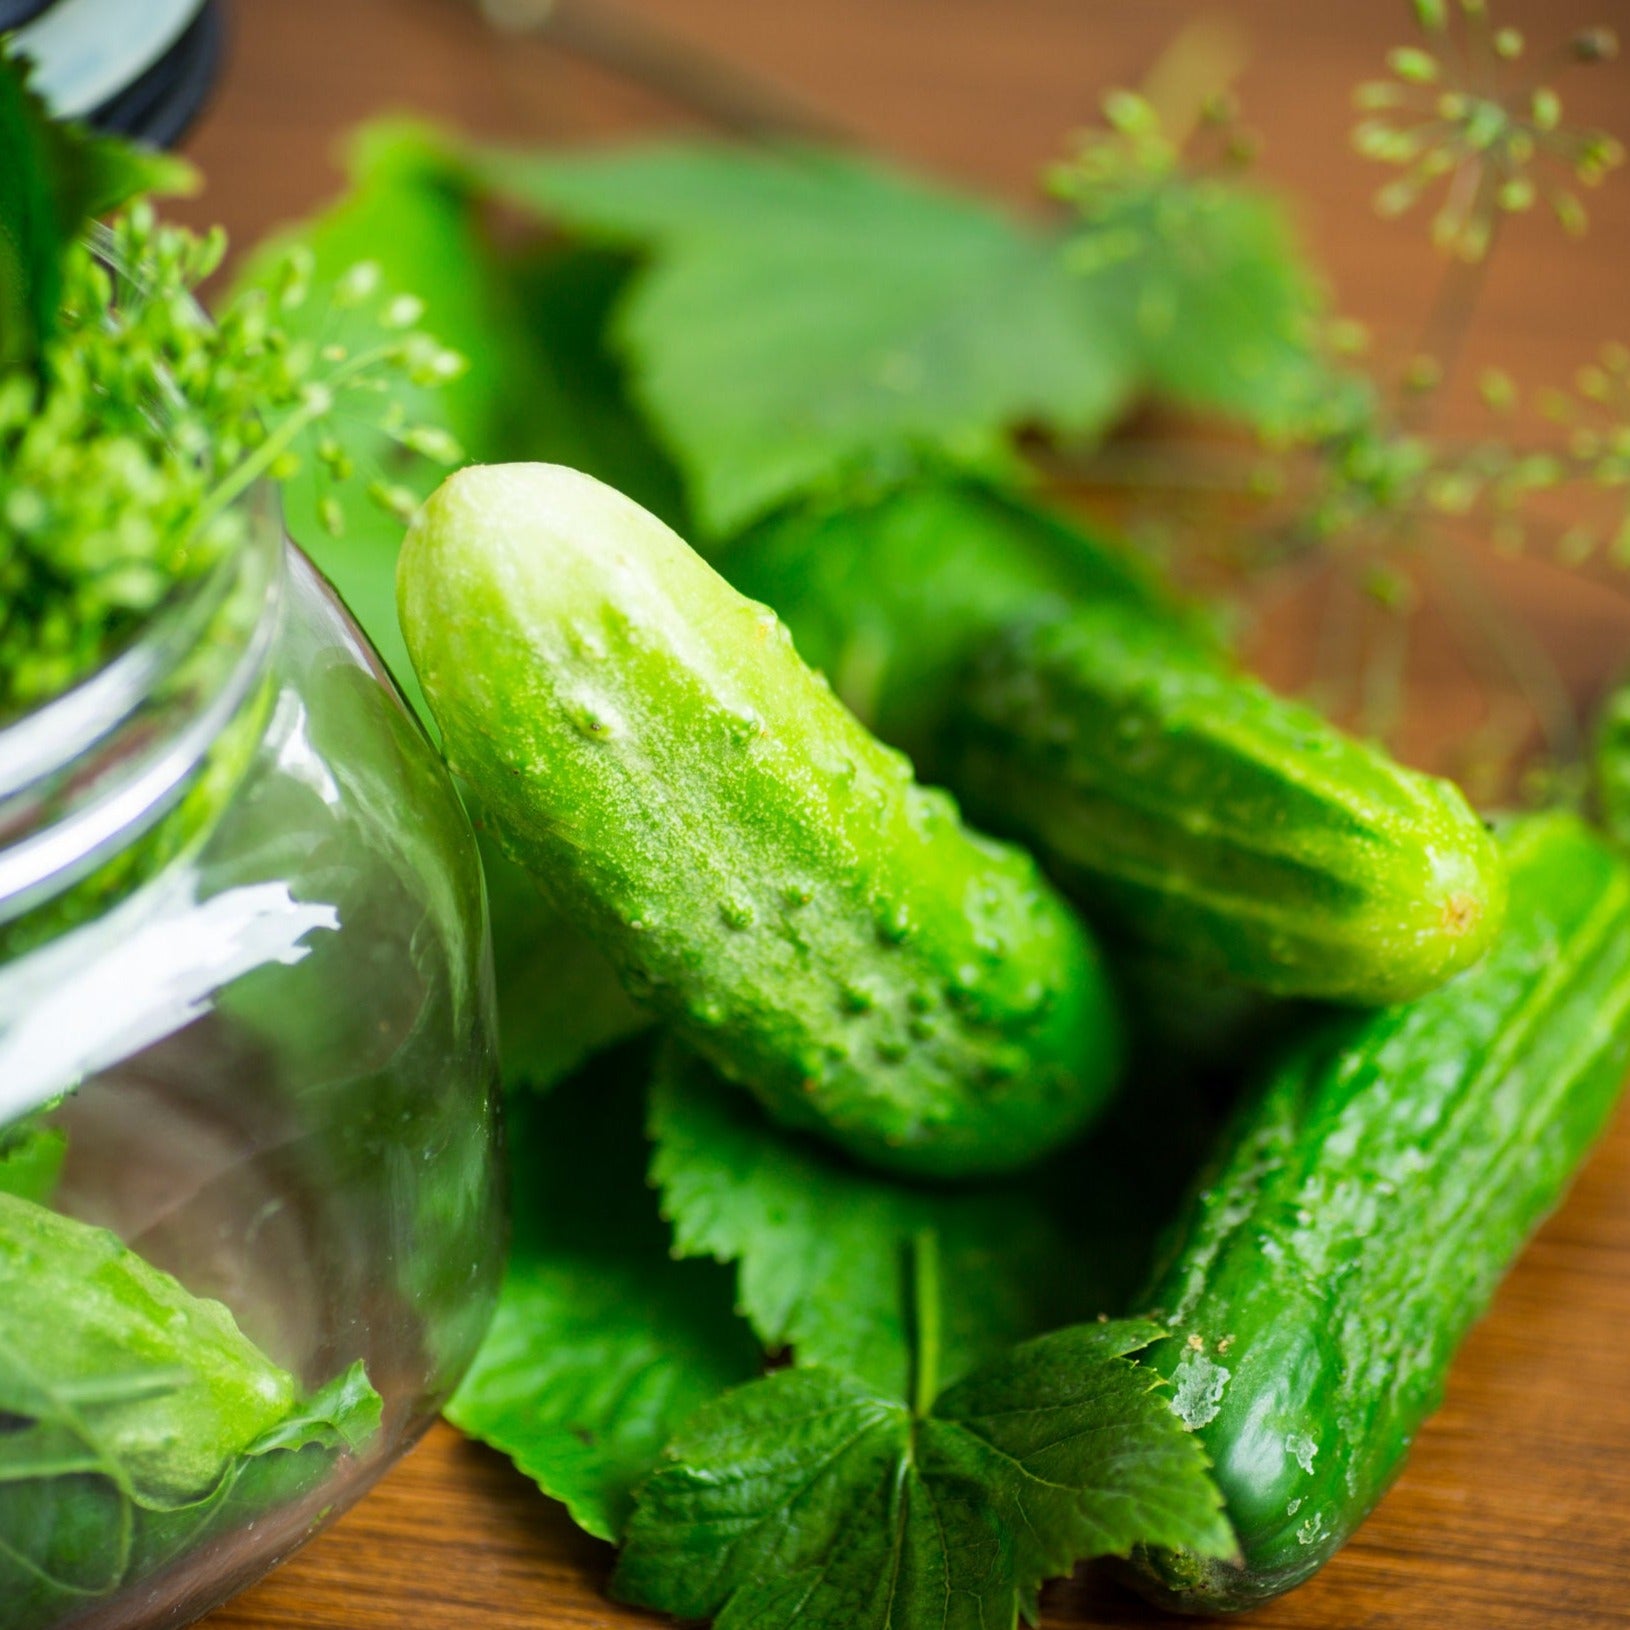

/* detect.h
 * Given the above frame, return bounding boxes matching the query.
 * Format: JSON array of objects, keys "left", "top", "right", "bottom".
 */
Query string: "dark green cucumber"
[
  {"left": 952, "top": 603, "right": 1505, "bottom": 1004},
  {"left": 1130, "top": 812, "right": 1630, "bottom": 1612},
  {"left": 724, "top": 478, "right": 1213, "bottom": 776},
  {"left": 398, "top": 463, "right": 1121, "bottom": 1178}
]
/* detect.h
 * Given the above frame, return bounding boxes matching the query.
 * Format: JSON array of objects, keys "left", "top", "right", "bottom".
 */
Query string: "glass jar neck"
[{"left": 0, "top": 485, "right": 285, "bottom": 929}]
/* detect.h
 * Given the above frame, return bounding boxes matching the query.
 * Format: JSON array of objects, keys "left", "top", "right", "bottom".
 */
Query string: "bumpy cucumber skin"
[
  {"left": 1129, "top": 813, "right": 1630, "bottom": 1613},
  {"left": 952, "top": 605, "right": 1506, "bottom": 1004},
  {"left": 724, "top": 479, "right": 1212, "bottom": 777},
  {"left": 399, "top": 463, "right": 1122, "bottom": 1178}
]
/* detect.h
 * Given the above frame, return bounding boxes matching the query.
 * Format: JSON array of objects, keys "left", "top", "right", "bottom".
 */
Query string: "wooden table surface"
[{"left": 188, "top": 1, "right": 1630, "bottom": 1625}]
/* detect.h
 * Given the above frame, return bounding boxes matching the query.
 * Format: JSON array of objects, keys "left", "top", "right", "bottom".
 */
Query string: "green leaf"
[
  {"left": 484, "top": 240, "right": 691, "bottom": 534},
  {"left": 470, "top": 142, "right": 1137, "bottom": 535},
  {"left": 614, "top": 1323, "right": 1235, "bottom": 1629},
  {"left": 77, "top": 145, "right": 197, "bottom": 220},
  {"left": 445, "top": 1042, "right": 760, "bottom": 1541},
  {"left": 0, "top": 1191, "right": 380, "bottom": 1627},
  {"left": 0, "top": 46, "right": 194, "bottom": 369},
  {"left": 0, "top": 1118, "right": 66, "bottom": 1203},
  {"left": 1594, "top": 680, "right": 1630, "bottom": 849},
  {"left": 1067, "top": 177, "right": 1324, "bottom": 430},
  {"left": 651, "top": 1045, "right": 1119, "bottom": 1400},
  {"left": 247, "top": 1361, "right": 383, "bottom": 1455},
  {"left": 0, "top": 1191, "right": 298, "bottom": 1503}
]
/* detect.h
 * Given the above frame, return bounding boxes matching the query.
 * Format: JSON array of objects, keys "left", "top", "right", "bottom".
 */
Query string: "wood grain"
[{"left": 192, "top": 0, "right": 1630, "bottom": 1624}]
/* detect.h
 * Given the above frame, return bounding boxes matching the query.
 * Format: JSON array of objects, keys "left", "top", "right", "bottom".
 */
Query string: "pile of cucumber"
[{"left": 400, "top": 461, "right": 1630, "bottom": 1612}]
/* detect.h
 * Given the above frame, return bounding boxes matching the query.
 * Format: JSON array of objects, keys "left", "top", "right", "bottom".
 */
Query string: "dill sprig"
[
  {"left": 0, "top": 207, "right": 464, "bottom": 716},
  {"left": 1353, "top": 0, "right": 1622, "bottom": 262},
  {"left": 1047, "top": 5, "right": 1626, "bottom": 781}
]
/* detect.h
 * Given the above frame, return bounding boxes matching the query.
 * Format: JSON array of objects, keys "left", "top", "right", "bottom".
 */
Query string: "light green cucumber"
[
  {"left": 952, "top": 603, "right": 1506, "bottom": 1004},
  {"left": 398, "top": 463, "right": 1121, "bottom": 1177}
]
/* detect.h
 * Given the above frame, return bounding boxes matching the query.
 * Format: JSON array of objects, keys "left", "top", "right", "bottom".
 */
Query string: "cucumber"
[
  {"left": 398, "top": 463, "right": 1122, "bottom": 1178},
  {"left": 724, "top": 478, "right": 1212, "bottom": 776},
  {"left": 1130, "top": 812, "right": 1630, "bottom": 1612},
  {"left": 952, "top": 603, "right": 1505, "bottom": 1004}
]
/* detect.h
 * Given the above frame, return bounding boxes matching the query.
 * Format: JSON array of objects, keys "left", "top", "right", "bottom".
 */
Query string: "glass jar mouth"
[{"left": 0, "top": 482, "right": 285, "bottom": 926}]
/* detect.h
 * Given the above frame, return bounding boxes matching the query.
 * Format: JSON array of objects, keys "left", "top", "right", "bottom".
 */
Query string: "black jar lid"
[
  {"left": 10, "top": 0, "right": 226, "bottom": 148},
  {"left": 0, "top": 1, "right": 56, "bottom": 30}
]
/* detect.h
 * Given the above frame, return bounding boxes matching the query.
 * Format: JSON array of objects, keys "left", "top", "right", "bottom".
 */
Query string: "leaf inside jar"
[{"left": 0, "top": 1191, "right": 381, "bottom": 1627}]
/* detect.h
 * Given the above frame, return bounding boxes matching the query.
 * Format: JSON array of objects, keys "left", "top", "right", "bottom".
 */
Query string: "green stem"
[
  {"left": 910, "top": 1228, "right": 942, "bottom": 1419},
  {"left": 1402, "top": 214, "right": 1499, "bottom": 430}
]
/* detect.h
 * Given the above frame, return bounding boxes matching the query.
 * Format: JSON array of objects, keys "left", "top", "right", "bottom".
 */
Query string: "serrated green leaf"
[
  {"left": 651, "top": 1045, "right": 1118, "bottom": 1400},
  {"left": 0, "top": 47, "right": 194, "bottom": 369},
  {"left": 446, "top": 1043, "right": 760, "bottom": 1541},
  {"left": 614, "top": 1323, "right": 1235, "bottom": 1630},
  {"left": 470, "top": 142, "right": 1137, "bottom": 534},
  {"left": 933, "top": 1323, "right": 1238, "bottom": 1616}
]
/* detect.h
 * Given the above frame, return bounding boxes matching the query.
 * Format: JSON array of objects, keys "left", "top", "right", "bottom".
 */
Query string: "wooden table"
[{"left": 191, "top": 0, "right": 1630, "bottom": 1624}]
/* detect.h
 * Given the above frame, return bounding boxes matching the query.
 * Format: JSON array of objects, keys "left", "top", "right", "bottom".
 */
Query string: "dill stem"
[{"left": 1404, "top": 218, "right": 1499, "bottom": 430}]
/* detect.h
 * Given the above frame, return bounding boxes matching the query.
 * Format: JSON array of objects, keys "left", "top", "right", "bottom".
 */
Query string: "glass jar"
[{"left": 0, "top": 481, "right": 505, "bottom": 1629}]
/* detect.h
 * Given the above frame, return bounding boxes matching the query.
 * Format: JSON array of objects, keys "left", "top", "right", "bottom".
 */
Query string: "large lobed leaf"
[
  {"left": 445, "top": 1043, "right": 759, "bottom": 1541},
  {"left": 467, "top": 139, "right": 1323, "bottom": 535},
  {"left": 650, "top": 1045, "right": 1119, "bottom": 1400},
  {"left": 470, "top": 142, "right": 1138, "bottom": 535},
  {"left": 614, "top": 1322, "right": 1235, "bottom": 1630}
]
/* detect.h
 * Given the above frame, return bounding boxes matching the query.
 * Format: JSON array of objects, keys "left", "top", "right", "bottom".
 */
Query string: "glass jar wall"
[{"left": 0, "top": 487, "right": 504, "bottom": 1629}]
